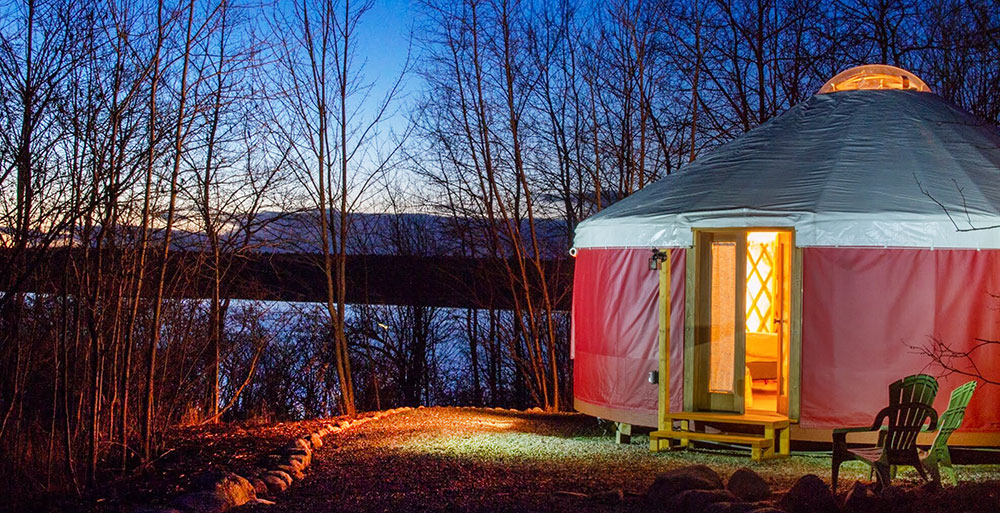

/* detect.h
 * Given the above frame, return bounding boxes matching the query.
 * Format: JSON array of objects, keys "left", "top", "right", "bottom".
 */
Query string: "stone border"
[{"left": 134, "top": 407, "right": 412, "bottom": 513}]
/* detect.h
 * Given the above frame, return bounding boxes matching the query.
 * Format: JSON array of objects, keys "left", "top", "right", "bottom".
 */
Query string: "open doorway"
[{"left": 691, "top": 229, "right": 793, "bottom": 416}]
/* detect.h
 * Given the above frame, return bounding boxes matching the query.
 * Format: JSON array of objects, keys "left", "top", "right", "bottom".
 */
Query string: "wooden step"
[
  {"left": 663, "top": 411, "right": 789, "bottom": 428},
  {"left": 650, "top": 411, "right": 791, "bottom": 461},
  {"left": 650, "top": 430, "right": 772, "bottom": 449},
  {"left": 650, "top": 426, "right": 788, "bottom": 461}
]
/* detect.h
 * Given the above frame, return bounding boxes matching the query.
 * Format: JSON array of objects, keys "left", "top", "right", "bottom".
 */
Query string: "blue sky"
[
  {"left": 358, "top": 0, "right": 417, "bottom": 79},
  {"left": 355, "top": 0, "right": 420, "bottom": 134}
]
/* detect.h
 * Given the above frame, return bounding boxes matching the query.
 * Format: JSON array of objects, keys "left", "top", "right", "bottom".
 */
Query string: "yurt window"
[
  {"left": 817, "top": 64, "right": 931, "bottom": 94},
  {"left": 709, "top": 240, "right": 737, "bottom": 394}
]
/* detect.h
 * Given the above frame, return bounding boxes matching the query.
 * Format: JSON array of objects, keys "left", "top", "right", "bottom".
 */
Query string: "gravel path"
[{"left": 238, "top": 406, "right": 890, "bottom": 513}]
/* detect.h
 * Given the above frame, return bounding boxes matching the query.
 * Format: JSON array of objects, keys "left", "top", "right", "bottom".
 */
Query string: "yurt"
[{"left": 570, "top": 65, "right": 1000, "bottom": 451}]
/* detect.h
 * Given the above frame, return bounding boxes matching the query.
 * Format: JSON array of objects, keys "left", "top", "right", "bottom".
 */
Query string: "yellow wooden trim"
[
  {"left": 789, "top": 246, "right": 803, "bottom": 421},
  {"left": 658, "top": 249, "right": 672, "bottom": 432},
  {"left": 734, "top": 235, "right": 747, "bottom": 413},
  {"left": 663, "top": 411, "right": 789, "bottom": 427},
  {"left": 764, "top": 425, "right": 776, "bottom": 458},
  {"left": 684, "top": 242, "right": 696, "bottom": 411},
  {"left": 650, "top": 430, "right": 773, "bottom": 448}
]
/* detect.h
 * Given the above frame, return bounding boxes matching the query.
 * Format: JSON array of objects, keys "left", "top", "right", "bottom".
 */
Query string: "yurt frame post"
[
  {"left": 789, "top": 245, "right": 803, "bottom": 421},
  {"left": 656, "top": 249, "right": 675, "bottom": 435}
]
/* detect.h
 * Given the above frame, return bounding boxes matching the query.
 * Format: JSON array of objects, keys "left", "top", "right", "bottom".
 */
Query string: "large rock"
[
  {"left": 264, "top": 470, "right": 293, "bottom": 487},
  {"left": 285, "top": 456, "right": 306, "bottom": 472},
  {"left": 779, "top": 474, "right": 838, "bottom": 513},
  {"left": 190, "top": 472, "right": 256, "bottom": 509},
  {"left": 284, "top": 447, "right": 311, "bottom": 465},
  {"left": 647, "top": 465, "right": 725, "bottom": 504},
  {"left": 727, "top": 468, "right": 772, "bottom": 501},
  {"left": 248, "top": 477, "right": 268, "bottom": 498},
  {"left": 672, "top": 489, "right": 739, "bottom": 513},
  {"left": 287, "top": 438, "right": 311, "bottom": 454},
  {"left": 261, "top": 474, "right": 289, "bottom": 495},
  {"left": 273, "top": 464, "right": 305, "bottom": 481}
]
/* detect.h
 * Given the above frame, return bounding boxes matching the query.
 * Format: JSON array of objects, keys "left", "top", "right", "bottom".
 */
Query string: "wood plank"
[
  {"left": 650, "top": 430, "right": 773, "bottom": 448},
  {"left": 616, "top": 422, "right": 632, "bottom": 444},
  {"left": 664, "top": 411, "right": 789, "bottom": 426},
  {"left": 779, "top": 424, "right": 791, "bottom": 455},
  {"left": 764, "top": 425, "right": 776, "bottom": 459}
]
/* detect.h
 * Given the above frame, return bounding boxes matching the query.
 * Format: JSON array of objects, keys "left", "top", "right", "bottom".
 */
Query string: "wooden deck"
[{"left": 650, "top": 411, "right": 791, "bottom": 461}]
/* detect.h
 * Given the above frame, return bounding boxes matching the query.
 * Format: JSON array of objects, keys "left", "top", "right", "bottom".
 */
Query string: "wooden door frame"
[
  {"left": 692, "top": 231, "right": 746, "bottom": 413},
  {"left": 682, "top": 227, "right": 803, "bottom": 420}
]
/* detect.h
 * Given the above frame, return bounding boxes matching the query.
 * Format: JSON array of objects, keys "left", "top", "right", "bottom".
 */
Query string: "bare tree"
[{"left": 272, "top": 0, "right": 409, "bottom": 416}]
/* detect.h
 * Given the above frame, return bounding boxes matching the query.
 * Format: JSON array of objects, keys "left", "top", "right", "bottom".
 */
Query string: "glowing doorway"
[{"left": 692, "top": 229, "right": 793, "bottom": 415}]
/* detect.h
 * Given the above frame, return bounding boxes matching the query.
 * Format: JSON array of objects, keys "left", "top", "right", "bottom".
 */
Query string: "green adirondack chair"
[
  {"left": 889, "top": 374, "right": 939, "bottom": 406},
  {"left": 920, "top": 380, "right": 978, "bottom": 485},
  {"left": 872, "top": 374, "right": 940, "bottom": 479},
  {"left": 832, "top": 401, "right": 938, "bottom": 492}
]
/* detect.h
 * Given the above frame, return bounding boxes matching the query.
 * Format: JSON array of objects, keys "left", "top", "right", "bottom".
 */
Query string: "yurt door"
[
  {"left": 773, "top": 232, "right": 793, "bottom": 416},
  {"left": 692, "top": 231, "right": 746, "bottom": 413}
]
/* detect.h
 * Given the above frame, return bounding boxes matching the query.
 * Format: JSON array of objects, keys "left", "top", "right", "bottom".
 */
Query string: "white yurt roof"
[{"left": 574, "top": 68, "right": 1000, "bottom": 249}]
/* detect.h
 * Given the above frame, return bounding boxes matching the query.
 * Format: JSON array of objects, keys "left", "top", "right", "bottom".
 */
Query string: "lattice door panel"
[{"left": 746, "top": 240, "right": 776, "bottom": 333}]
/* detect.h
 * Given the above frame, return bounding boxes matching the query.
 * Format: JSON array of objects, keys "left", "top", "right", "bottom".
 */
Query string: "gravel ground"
[
  {"left": 31, "top": 406, "right": 1000, "bottom": 513},
  {"left": 240, "top": 407, "right": 1000, "bottom": 513}
]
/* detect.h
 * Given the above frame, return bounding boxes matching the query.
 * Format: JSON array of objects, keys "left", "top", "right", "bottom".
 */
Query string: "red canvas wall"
[
  {"left": 801, "top": 247, "right": 1000, "bottom": 432},
  {"left": 571, "top": 248, "right": 685, "bottom": 426},
  {"left": 572, "top": 246, "right": 1000, "bottom": 434}
]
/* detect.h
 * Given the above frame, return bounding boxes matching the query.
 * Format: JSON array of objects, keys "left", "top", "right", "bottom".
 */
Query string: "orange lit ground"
[
  {"left": 45, "top": 407, "right": 1000, "bottom": 513},
  {"left": 239, "top": 407, "right": 999, "bottom": 513}
]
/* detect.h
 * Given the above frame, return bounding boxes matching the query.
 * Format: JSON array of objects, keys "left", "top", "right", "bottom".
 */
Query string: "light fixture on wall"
[{"left": 649, "top": 249, "right": 668, "bottom": 271}]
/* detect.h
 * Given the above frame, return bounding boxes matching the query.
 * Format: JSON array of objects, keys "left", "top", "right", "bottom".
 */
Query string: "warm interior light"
[
  {"left": 746, "top": 231, "right": 779, "bottom": 245},
  {"left": 817, "top": 64, "right": 931, "bottom": 94},
  {"left": 746, "top": 232, "right": 778, "bottom": 334}
]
